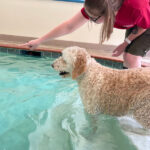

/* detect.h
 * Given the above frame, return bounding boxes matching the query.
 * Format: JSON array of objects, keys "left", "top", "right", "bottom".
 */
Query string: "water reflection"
[{"left": 28, "top": 92, "right": 140, "bottom": 150}]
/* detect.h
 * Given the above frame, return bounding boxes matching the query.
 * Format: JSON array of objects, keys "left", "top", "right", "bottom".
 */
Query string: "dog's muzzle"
[
  {"left": 59, "top": 71, "right": 69, "bottom": 76},
  {"left": 51, "top": 63, "right": 69, "bottom": 77}
]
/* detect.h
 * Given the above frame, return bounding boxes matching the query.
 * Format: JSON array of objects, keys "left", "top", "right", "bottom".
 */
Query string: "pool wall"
[
  {"left": 0, "top": 0, "right": 125, "bottom": 45},
  {"left": 0, "top": 44, "right": 124, "bottom": 69}
]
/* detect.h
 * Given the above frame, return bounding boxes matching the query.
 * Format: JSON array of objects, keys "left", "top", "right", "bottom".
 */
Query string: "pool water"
[{"left": 0, "top": 52, "right": 149, "bottom": 150}]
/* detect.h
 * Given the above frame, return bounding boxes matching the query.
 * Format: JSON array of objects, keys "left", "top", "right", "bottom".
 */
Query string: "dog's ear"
[{"left": 72, "top": 50, "right": 87, "bottom": 79}]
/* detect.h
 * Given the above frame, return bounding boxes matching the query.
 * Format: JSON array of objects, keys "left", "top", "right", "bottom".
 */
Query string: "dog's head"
[{"left": 52, "top": 46, "right": 90, "bottom": 79}]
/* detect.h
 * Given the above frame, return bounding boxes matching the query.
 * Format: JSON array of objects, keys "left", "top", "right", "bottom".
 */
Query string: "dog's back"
[{"left": 79, "top": 60, "right": 150, "bottom": 128}]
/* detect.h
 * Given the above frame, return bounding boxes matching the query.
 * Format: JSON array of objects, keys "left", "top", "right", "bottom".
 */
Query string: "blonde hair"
[{"left": 84, "top": 0, "right": 123, "bottom": 43}]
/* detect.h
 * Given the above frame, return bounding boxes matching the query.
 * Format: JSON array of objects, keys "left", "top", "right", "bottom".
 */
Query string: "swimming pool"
[{"left": 0, "top": 49, "right": 149, "bottom": 150}]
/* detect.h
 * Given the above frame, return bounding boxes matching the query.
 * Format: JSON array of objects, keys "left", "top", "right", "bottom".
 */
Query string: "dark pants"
[{"left": 125, "top": 27, "right": 150, "bottom": 57}]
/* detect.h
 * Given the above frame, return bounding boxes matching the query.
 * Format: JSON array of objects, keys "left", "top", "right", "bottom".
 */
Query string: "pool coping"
[
  {"left": 0, "top": 34, "right": 149, "bottom": 67},
  {"left": 0, "top": 42, "right": 126, "bottom": 69},
  {"left": 0, "top": 42, "right": 123, "bottom": 63}
]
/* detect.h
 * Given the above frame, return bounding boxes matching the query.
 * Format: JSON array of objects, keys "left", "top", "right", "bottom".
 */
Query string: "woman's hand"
[
  {"left": 21, "top": 39, "right": 41, "bottom": 50},
  {"left": 112, "top": 42, "right": 128, "bottom": 57}
]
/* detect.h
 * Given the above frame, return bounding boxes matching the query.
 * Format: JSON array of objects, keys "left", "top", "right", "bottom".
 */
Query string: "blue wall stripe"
[{"left": 55, "top": 0, "right": 84, "bottom": 3}]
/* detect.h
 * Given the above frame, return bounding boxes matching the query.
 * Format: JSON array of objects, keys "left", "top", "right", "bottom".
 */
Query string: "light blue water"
[{"left": 0, "top": 52, "right": 140, "bottom": 150}]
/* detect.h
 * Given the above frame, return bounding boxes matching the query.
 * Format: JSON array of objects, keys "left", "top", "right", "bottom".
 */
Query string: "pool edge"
[
  {"left": 0, "top": 43, "right": 123, "bottom": 63},
  {"left": 0, "top": 40, "right": 149, "bottom": 67}
]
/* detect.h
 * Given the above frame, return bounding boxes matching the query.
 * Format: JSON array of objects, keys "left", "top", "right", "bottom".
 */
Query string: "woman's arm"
[
  {"left": 23, "top": 11, "right": 88, "bottom": 50},
  {"left": 112, "top": 26, "right": 147, "bottom": 57},
  {"left": 126, "top": 26, "right": 146, "bottom": 42}
]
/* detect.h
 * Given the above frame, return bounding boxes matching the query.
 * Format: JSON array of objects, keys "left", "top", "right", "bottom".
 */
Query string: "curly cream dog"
[{"left": 52, "top": 46, "right": 150, "bottom": 129}]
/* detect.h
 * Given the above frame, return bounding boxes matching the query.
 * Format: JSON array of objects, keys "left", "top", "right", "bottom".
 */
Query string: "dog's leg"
[
  {"left": 85, "top": 111, "right": 99, "bottom": 130},
  {"left": 133, "top": 103, "right": 150, "bottom": 135},
  {"left": 79, "top": 111, "right": 99, "bottom": 138},
  {"left": 118, "top": 116, "right": 150, "bottom": 135}
]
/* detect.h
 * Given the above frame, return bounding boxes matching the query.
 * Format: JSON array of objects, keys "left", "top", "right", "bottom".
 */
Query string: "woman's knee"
[{"left": 123, "top": 52, "right": 142, "bottom": 68}]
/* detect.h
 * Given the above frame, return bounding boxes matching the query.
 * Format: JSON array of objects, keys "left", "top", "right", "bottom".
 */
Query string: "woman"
[{"left": 23, "top": 0, "right": 150, "bottom": 69}]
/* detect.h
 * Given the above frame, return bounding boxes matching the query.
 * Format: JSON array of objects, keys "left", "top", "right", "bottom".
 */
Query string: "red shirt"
[{"left": 81, "top": 0, "right": 150, "bottom": 29}]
